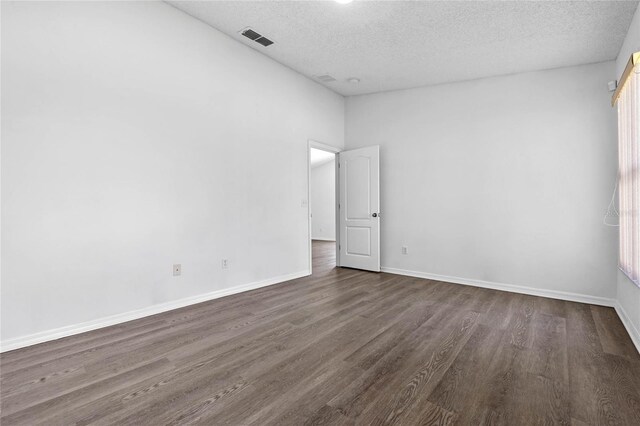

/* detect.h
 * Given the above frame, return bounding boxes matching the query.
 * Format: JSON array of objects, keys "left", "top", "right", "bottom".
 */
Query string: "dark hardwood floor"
[{"left": 1, "top": 241, "right": 639, "bottom": 425}]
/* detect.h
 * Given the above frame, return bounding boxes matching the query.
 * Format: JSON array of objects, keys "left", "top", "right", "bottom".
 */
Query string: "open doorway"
[
  {"left": 307, "top": 141, "right": 380, "bottom": 275},
  {"left": 308, "top": 141, "right": 340, "bottom": 275}
]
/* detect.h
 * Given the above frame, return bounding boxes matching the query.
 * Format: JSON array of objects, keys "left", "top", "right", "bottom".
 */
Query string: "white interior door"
[{"left": 338, "top": 146, "right": 380, "bottom": 272}]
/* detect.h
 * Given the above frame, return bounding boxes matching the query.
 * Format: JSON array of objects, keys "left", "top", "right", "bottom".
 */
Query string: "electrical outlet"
[
  {"left": 222, "top": 259, "right": 229, "bottom": 269},
  {"left": 173, "top": 264, "right": 181, "bottom": 276},
  {"left": 401, "top": 246, "right": 408, "bottom": 255}
]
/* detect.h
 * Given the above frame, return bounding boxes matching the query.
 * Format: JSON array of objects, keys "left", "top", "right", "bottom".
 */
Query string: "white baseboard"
[
  {"left": 0, "top": 270, "right": 310, "bottom": 353},
  {"left": 381, "top": 267, "right": 640, "bottom": 354},
  {"left": 381, "top": 267, "right": 616, "bottom": 307},
  {"left": 312, "top": 238, "right": 336, "bottom": 242},
  {"left": 5, "top": 266, "right": 635, "bottom": 355},
  {"left": 614, "top": 301, "right": 640, "bottom": 355}
]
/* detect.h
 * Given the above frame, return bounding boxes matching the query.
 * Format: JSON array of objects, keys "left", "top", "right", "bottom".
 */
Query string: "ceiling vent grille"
[
  {"left": 240, "top": 28, "right": 274, "bottom": 47},
  {"left": 315, "top": 74, "right": 337, "bottom": 83}
]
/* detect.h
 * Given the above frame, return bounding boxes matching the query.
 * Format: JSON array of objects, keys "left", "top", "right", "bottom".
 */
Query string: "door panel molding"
[{"left": 338, "top": 145, "right": 380, "bottom": 272}]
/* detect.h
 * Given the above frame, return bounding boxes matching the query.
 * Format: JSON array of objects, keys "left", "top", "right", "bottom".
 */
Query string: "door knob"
[{"left": 372, "top": 213, "right": 378, "bottom": 218}]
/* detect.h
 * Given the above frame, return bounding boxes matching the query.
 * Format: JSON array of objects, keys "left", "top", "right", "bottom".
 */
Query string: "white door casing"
[{"left": 338, "top": 146, "right": 380, "bottom": 272}]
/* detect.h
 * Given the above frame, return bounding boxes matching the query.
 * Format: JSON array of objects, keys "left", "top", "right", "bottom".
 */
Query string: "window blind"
[{"left": 618, "top": 65, "right": 640, "bottom": 285}]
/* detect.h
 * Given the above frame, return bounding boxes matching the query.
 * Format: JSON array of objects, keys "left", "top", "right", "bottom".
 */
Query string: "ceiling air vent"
[
  {"left": 255, "top": 37, "right": 274, "bottom": 47},
  {"left": 240, "top": 28, "right": 274, "bottom": 47},
  {"left": 315, "top": 74, "right": 337, "bottom": 83}
]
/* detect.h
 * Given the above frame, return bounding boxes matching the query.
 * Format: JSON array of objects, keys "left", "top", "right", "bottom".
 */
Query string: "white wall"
[
  {"left": 311, "top": 159, "right": 336, "bottom": 241},
  {"left": 1, "top": 1, "right": 344, "bottom": 346},
  {"left": 615, "top": 5, "right": 640, "bottom": 350},
  {"left": 616, "top": 4, "right": 640, "bottom": 79},
  {"left": 346, "top": 61, "right": 618, "bottom": 302}
]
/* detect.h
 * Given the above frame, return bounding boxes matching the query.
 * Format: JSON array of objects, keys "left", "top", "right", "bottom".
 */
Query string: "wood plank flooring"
[{"left": 1, "top": 241, "right": 639, "bottom": 425}]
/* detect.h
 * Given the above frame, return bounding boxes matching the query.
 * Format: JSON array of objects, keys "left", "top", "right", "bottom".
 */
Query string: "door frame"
[{"left": 307, "top": 139, "right": 342, "bottom": 274}]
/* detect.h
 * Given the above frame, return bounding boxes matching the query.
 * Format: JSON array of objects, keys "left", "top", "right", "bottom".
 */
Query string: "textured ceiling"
[{"left": 167, "top": 0, "right": 639, "bottom": 96}]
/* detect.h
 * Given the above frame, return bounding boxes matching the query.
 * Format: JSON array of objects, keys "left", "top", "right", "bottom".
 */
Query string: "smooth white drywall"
[
  {"left": 1, "top": 1, "right": 344, "bottom": 344},
  {"left": 346, "top": 61, "right": 618, "bottom": 300},
  {"left": 616, "top": 4, "right": 640, "bottom": 350},
  {"left": 311, "top": 159, "right": 336, "bottom": 241}
]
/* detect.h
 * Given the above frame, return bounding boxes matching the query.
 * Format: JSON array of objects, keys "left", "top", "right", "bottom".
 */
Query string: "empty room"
[{"left": 2, "top": 0, "right": 640, "bottom": 424}]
